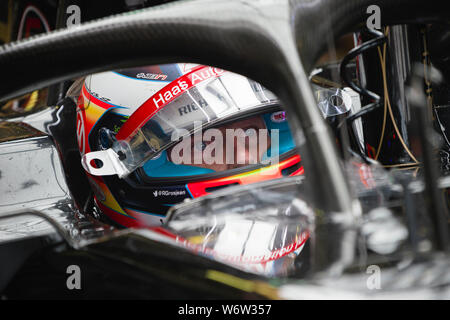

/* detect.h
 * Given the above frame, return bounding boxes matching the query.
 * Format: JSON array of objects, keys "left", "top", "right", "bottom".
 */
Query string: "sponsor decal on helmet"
[
  {"left": 270, "top": 111, "right": 286, "bottom": 123},
  {"left": 136, "top": 72, "right": 168, "bottom": 81},
  {"left": 89, "top": 91, "right": 111, "bottom": 103},
  {"left": 153, "top": 189, "right": 186, "bottom": 197},
  {"left": 178, "top": 99, "right": 208, "bottom": 116}
]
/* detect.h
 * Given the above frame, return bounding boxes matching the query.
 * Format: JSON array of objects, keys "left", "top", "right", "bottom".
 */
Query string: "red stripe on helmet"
[{"left": 116, "top": 65, "right": 226, "bottom": 141}]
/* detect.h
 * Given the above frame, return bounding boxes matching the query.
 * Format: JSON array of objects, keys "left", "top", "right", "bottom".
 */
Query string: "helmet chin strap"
[{"left": 81, "top": 66, "right": 226, "bottom": 178}]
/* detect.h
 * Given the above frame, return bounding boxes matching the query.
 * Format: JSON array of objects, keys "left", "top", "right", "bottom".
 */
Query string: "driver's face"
[{"left": 168, "top": 115, "right": 271, "bottom": 172}]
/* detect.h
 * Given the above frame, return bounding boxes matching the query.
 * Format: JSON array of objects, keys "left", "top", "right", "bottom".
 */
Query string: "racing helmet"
[{"left": 76, "top": 63, "right": 303, "bottom": 228}]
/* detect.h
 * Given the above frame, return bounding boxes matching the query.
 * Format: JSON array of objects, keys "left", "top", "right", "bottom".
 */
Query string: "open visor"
[{"left": 82, "top": 66, "right": 282, "bottom": 178}]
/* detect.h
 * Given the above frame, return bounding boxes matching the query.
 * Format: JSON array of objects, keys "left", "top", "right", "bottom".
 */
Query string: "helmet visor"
[
  {"left": 139, "top": 109, "right": 296, "bottom": 178},
  {"left": 82, "top": 68, "right": 289, "bottom": 178}
]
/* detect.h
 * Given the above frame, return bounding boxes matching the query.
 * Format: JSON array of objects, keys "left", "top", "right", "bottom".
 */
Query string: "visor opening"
[{"left": 205, "top": 183, "right": 240, "bottom": 193}]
